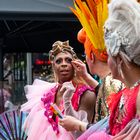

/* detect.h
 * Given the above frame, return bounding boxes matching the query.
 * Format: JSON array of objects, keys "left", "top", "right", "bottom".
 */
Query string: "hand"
[
  {"left": 72, "top": 59, "right": 99, "bottom": 88},
  {"left": 59, "top": 115, "right": 86, "bottom": 131},
  {"left": 72, "top": 59, "right": 88, "bottom": 78},
  {"left": 60, "top": 81, "right": 75, "bottom": 101}
]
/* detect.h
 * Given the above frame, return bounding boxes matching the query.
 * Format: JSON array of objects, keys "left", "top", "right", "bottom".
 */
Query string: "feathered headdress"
[{"left": 70, "top": 0, "right": 109, "bottom": 62}]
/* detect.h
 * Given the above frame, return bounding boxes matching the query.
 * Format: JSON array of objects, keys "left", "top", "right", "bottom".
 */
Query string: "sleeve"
[
  {"left": 21, "top": 79, "right": 56, "bottom": 112},
  {"left": 62, "top": 82, "right": 95, "bottom": 138}
]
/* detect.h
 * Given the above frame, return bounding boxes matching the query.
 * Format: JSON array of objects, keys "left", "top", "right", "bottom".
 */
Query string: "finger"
[
  {"left": 72, "top": 60, "right": 83, "bottom": 66},
  {"left": 133, "top": 125, "right": 140, "bottom": 140},
  {"left": 60, "top": 86, "right": 67, "bottom": 93},
  {"left": 72, "top": 62, "right": 83, "bottom": 71},
  {"left": 73, "top": 59, "right": 83, "bottom": 64}
]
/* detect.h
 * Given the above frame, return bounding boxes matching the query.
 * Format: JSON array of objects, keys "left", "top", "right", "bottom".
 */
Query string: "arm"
[
  {"left": 78, "top": 90, "right": 96, "bottom": 122},
  {"left": 60, "top": 82, "right": 96, "bottom": 136},
  {"left": 59, "top": 115, "right": 88, "bottom": 132},
  {"left": 62, "top": 83, "right": 96, "bottom": 122}
]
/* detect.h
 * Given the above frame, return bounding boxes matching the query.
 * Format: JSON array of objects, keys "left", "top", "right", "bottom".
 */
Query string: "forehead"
[{"left": 54, "top": 52, "right": 73, "bottom": 60}]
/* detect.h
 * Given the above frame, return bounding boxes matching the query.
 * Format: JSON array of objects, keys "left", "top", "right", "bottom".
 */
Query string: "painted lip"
[{"left": 60, "top": 70, "right": 69, "bottom": 75}]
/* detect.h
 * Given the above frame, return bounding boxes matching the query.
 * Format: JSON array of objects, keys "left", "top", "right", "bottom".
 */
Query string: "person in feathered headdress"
[
  {"left": 74, "top": 0, "right": 125, "bottom": 121},
  {"left": 60, "top": 0, "right": 140, "bottom": 139},
  {"left": 59, "top": 0, "right": 112, "bottom": 135}
]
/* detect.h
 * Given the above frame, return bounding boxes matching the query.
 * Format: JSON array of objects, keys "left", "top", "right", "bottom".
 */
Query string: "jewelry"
[{"left": 130, "top": 79, "right": 140, "bottom": 89}]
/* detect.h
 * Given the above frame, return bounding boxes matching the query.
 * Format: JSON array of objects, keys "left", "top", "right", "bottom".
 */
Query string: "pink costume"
[
  {"left": 78, "top": 84, "right": 140, "bottom": 140},
  {"left": 21, "top": 79, "right": 94, "bottom": 140}
]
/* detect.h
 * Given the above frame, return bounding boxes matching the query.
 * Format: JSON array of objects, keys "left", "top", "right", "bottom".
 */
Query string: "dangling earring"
[
  {"left": 74, "top": 70, "right": 76, "bottom": 77},
  {"left": 118, "top": 63, "right": 124, "bottom": 79}
]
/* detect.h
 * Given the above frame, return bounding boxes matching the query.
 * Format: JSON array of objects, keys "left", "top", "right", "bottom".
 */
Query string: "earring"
[
  {"left": 74, "top": 70, "right": 76, "bottom": 77},
  {"left": 118, "top": 63, "right": 124, "bottom": 79}
]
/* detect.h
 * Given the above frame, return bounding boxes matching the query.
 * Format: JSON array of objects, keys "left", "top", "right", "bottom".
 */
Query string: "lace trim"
[{"left": 104, "top": 26, "right": 131, "bottom": 57}]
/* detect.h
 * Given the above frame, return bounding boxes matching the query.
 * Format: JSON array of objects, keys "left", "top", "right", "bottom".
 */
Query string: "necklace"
[{"left": 130, "top": 79, "right": 140, "bottom": 89}]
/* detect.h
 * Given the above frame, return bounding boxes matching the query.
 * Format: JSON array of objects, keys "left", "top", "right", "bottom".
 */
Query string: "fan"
[{"left": 0, "top": 109, "right": 28, "bottom": 140}]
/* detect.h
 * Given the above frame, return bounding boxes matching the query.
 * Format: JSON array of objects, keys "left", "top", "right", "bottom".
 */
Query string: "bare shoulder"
[
  {"left": 81, "top": 90, "right": 96, "bottom": 103},
  {"left": 136, "top": 87, "right": 140, "bottom": 115},
  {"left": 79, "top": 90, "right": 96, "bottom": 122},
  {"left": 79, "top": 90, "right": 96, "bottom": 110}
]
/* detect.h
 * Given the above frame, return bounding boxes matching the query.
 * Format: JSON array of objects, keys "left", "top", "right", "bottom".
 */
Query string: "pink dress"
[{"left": 21, "top": 79, "right": 94, "bottom": 140}]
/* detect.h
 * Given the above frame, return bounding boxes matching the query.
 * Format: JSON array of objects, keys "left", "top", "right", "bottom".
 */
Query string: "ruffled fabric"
[
  {"left": 21, "top": 79, "right": 94, "bottom": 140},
  {"left": 21, "top": 79, "right": 74, "bottom": 140}
]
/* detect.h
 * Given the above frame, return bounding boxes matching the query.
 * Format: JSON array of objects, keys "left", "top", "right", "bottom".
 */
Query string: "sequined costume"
[{"left": 78, "top": 83, "right": 140, "bottom": 140}]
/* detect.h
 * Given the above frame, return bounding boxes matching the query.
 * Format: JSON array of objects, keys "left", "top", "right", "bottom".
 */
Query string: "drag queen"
[{"left": 21, "top": 40, "right": 97, "bottom": 140}]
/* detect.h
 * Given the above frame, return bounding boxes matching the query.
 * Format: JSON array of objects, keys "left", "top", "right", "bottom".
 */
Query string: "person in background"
[
  {"left": 0, "top": 85, "right": 15, "bottom": 111},
  {"left": 60, "top": 0, "right": 140, "bottom": 139},
  {"left": 21, "top": 40, "right": 98, "bottom": 140}
]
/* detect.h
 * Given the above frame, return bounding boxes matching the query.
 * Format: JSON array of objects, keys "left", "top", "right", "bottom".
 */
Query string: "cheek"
[
  {"left": 69, "top": 65, "right": 74, "bottom": 74},
  {"left": 107, "top": 56, "right": 117, "bottom": 70},
  {"left": 53, "top": 65, "right": 59, "bottom": 74},
  {"left": 107, "top": 57, "right": 118, "bottom": 78}
]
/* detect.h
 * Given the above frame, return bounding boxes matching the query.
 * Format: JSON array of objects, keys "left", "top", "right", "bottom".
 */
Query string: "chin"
[{"left": 61, "top": 78, "right": 72, "bottom": 83}]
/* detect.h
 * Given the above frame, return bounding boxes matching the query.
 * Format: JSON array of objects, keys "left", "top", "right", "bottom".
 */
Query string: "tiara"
[{"left": 49, "top": 40, "right": 77, "bottom": 62}]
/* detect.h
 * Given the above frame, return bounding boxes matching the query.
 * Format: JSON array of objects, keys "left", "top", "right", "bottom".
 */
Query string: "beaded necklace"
[
  {"left": 130, "top": 79, "right": 140, "bottom": 89},
  {"left": 119, "top": 79, "right": 140, "bottom": 111}
]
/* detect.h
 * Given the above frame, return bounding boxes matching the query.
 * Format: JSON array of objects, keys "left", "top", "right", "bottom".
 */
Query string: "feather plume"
[{"left": 70, "top": 0, "right": 109, "bottom": 60}]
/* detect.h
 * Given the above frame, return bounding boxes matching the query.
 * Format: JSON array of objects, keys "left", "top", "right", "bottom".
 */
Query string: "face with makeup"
[{"left": 53, "top": 52, "right": 75, "bottom": 84}]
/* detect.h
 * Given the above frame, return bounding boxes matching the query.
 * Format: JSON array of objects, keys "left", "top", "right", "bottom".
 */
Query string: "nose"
[{"left": 61, "top": 60, "right": 68, "bottom": 67}]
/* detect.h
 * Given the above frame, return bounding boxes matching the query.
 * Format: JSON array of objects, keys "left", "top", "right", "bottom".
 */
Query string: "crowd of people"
[
  {"left": 59, "top": 0, "right": 140, "bottom": 140},
  {"left": 1, "top": 0, "right": 140, "bottom": 140}
]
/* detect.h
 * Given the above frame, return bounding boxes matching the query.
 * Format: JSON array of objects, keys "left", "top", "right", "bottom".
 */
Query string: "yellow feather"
[{"left": 70, "top": 0, "right": 109, "bottom": 51}]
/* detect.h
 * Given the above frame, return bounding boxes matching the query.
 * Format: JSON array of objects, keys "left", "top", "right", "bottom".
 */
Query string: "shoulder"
[
  {"left": 79, "top": 90, "right": 96, "bottom": 122},
  {"left": 80, "top": 90, "right": 96, "bottom": 107}
]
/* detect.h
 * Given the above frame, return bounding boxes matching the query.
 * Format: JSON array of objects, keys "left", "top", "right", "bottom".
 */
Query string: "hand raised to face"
[{"left": 71, "top": 59, "right": 88, "bottom": 78}]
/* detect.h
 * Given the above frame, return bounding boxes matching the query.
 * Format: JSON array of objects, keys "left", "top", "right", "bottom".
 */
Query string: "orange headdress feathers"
[{"left": 70, "top": 0, "right": 109, "bottom": 62}]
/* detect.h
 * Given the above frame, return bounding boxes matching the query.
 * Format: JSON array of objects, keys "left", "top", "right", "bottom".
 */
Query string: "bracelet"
[{"left": 86, "top": 123, "right": 93, "bottom": 130}]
